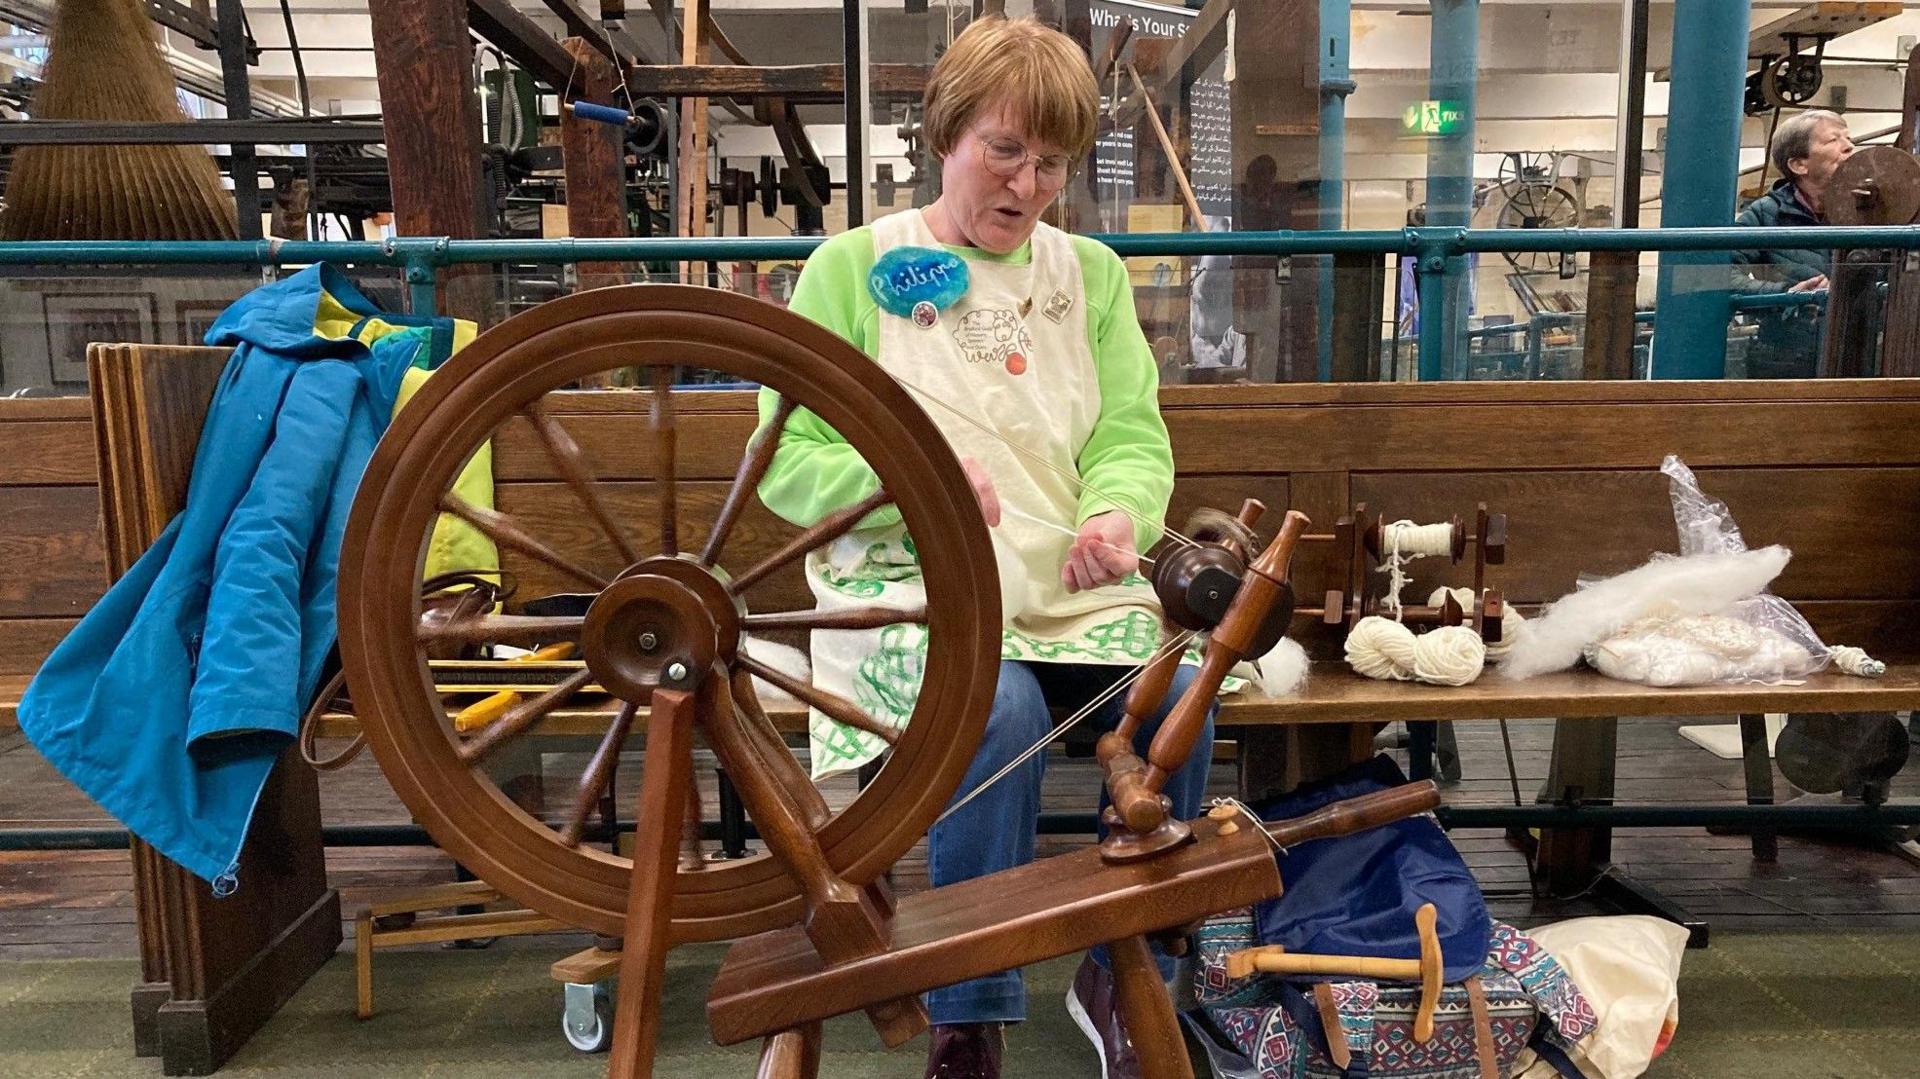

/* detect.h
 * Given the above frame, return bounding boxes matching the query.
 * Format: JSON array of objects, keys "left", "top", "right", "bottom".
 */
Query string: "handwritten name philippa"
[{"left": 877, "top": 259, "right": 958, "bottom": 299}]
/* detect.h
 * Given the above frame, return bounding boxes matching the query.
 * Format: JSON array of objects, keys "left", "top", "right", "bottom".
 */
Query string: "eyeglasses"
[{"left": 977, "top": 136, "right": 1075, "bottom": 191}]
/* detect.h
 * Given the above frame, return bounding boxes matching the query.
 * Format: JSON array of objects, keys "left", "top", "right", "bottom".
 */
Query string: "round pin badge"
[
  {"left": 912, "top": 301, "right": 939, "bottom": 328},
  {"left": 868, "top": 245, "right": 969, "bottom": 320}
]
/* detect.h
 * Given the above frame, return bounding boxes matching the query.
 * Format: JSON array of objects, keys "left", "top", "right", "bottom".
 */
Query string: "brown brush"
[{"left": 0, "top": 0, "right": 239, "bottom": 240}]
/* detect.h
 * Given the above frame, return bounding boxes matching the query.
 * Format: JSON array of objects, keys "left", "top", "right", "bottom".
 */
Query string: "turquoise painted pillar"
[
  {"left": 1418, "top": 0, "right": 1477, "bottom": 380},
  {"left": 1317, "top": 0, "right": 1354, "bottom": 380},
  {"left": 1651, "top": 1, "right": 1750, "bottom": 378}
]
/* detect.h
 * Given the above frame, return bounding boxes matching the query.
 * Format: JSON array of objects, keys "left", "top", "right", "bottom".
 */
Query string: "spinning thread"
[
  {"left": 936, "top": 629, "right": 1198, "bottom": 824},
  {"left": 998, "top": 503, "right": 1157, "bottom": 567},
  {"left": 1378, "top": 520, "right": 1455, "bottom": 618}
]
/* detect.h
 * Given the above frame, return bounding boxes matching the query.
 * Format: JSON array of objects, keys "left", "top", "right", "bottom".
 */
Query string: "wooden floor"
[{"left": 5, "top": 714, "right": 1920, "bottom": 960}]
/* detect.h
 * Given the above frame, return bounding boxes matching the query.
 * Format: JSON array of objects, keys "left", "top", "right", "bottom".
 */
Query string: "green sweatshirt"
[{"left": 755, "top": 225, "right": 1173, "bottom": 551}]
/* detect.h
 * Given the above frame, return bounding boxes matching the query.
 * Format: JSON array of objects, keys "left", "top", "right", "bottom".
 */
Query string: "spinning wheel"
[
  {"left": 336, "top": 285, "right": 1003, "bottom": 943},
  {"left": 339, "top": 284, "right": 1441, "bottom": 1078}
]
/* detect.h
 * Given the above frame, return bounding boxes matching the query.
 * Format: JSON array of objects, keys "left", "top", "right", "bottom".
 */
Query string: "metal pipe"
[
  {"left": 1316, "top": 0, "right": 1355, "bottom": 382},
  {"left": 1649, "top": 1, "right": 1750, "bottom": 379},
  {"left": 215, "top": 0, "right": 262, "bottom": 240},
  {"left": 1419, "top": 0, "right": 1478, "bottom": 381},
  {"left": 5, "top": 226, "right": 1920, "bottom": 268}
]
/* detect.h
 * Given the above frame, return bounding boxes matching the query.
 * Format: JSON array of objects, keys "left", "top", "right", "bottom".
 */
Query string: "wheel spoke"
[
  {"left": 524, "top": 401, "right": 641, "bottom": 566},
  {"left": 439, "top": 494, "right": 609, "bottom": 591},
  {"left": 418, "top": 613, "right": 584, "bottom": 648},
  {"left": 730, "top": 666, "right": 830, "bottom": 831},
  {"left": 560, "top": 699, "right": 639, "bottom": 847},
  {"left": 701, "top": 395, "right": 797, "bottom": 568},
  {"left": 459, "top": 667, "right": 597, "bottom": 765},
  {"left": 736, "top": 651, "right": 898, "bottom": 746},
  {"left": 729, "top": 488, "right": 894, "bottom": 595},
  {"left": 742, "top": 605, "right": 927, "bottom": 633},
  {"left": 651, "top": 365, "right": 679, "bottom": 556}
]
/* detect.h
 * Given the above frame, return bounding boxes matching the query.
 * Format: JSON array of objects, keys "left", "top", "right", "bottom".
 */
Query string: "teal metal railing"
[{"left": 0, "top": 225, "right": 1910, "bottom": 378}]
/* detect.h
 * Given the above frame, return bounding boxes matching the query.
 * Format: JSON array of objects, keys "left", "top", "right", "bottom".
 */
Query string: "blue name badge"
[{"left": 868, "top": 246, "right": 969, "bottom": 319}]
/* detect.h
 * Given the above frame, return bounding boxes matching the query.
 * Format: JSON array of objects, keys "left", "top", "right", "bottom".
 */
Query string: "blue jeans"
[{"left": 923, "top": 660, "right": 1218, "bottom": 1026}]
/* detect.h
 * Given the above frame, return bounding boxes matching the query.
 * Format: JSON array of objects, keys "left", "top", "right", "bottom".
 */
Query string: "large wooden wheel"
[{"left": 337, "top": 285, "right": 1002, "bottom": 942}]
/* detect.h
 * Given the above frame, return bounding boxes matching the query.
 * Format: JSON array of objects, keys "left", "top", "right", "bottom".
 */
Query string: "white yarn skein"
[
  {"left": 1830, "top": 645, "right": 1887, "bottom": 679},
  {"left": 1427, "top": 587, "right": 1526, "bottom": 663},
  {"left": 1345, "top": 616, "right": 1486, "bottom": 686}
]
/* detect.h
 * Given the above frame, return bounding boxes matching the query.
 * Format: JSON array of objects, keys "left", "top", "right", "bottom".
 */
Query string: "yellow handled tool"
[{"left": 452, "top": 643, "right": 577, "bottom": 732}]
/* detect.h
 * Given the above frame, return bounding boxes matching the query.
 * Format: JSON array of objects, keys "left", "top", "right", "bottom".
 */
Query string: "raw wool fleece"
[{"left": 1499, "top": 546, "right": 1792, "bottom": 681}]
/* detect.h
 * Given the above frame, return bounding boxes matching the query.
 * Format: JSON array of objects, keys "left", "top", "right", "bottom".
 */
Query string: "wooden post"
[
  {"left": 1581, "top": 0, "right": 1648, "bottom": 380},
  {"left": 607, "top": 687, "right": 698, "bottom": 1077},
  {"left": 561, "top": 38, "right": 634, "bottom": 290},
  {"left": 678, "top": 0, "right": 711, "bottom": 284},
  {"left": 1232, "top": 0, "right": 1321, "bottom": 382},
  {"left": 1330, "top": 251, "right": 1385, "bottom": 381},
  {"left": 368, "top": 0, "right": 492, "bottom": 323},
  {"left": 89, "top": 344, "right": 340, "bottom": 1074}
]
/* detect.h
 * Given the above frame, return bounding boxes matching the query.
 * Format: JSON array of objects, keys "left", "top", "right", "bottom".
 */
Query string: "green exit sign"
[{"left": 1403, "top": 99, "right": 1466, "bottom": 137}]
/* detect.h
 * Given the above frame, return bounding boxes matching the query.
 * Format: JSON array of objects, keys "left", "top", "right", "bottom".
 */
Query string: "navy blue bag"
[{"left": 1251, "top": 755, "right": 1490, "bottom": 981}]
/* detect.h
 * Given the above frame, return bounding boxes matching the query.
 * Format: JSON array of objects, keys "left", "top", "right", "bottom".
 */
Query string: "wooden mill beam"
[
  {"left": 624, "top": 63, "right": 929, "bottom": 102},
  {"left": 467, "top": 0, "right": 575, "bottom": 94},
  {"left": 370, "top": 0, "right": 491, "bottom": 323}
]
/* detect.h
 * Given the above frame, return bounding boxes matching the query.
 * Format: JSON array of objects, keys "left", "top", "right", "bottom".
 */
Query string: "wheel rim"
[{"left": 338, "top": 285, "right": 1001, "bottom": 940}]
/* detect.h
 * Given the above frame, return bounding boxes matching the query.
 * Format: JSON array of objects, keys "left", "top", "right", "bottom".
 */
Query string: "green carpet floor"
[{"left": 5, "top": 929, "right": 1919, "bottom": 1077}]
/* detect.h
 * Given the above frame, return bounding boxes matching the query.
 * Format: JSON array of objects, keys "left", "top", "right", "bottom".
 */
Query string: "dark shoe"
[
  {"left": 924, "top": 1022, "right": 1004, "bottom": 1079},
  {"left": 1065, "top": 955, "right": 1142, "bottom": 1079}
]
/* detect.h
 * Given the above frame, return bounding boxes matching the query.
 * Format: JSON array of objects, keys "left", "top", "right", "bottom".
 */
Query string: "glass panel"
[{"left": 0, "top": 265, "right": 407, "bottom": 398}]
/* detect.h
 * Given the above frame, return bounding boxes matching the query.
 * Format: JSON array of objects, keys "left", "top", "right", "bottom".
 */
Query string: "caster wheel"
[{"left": 562, "top": 981, "right": 614, "bottom": 1053}]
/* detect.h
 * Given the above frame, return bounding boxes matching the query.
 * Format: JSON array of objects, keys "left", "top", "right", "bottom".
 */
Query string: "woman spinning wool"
[{"left": 754, "top": 16, "right": 1213, "bottom": 1079}]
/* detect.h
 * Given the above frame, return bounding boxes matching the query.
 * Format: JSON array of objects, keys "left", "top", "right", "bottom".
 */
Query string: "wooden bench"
[{"left": 16, "top": 343, "right": 1920, "bottom": 1061}]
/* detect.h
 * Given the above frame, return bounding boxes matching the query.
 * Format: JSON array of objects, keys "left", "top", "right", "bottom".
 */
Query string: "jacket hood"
[{"left": 203, "top": 263, "right": 386, "bottom": 358}]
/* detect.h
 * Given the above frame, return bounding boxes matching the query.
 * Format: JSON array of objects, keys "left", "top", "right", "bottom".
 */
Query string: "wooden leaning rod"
[
  {"left": 335, "top": 286, "right": 1442, "bottom": 1078},
  {"left": 1224, "top": 901, "right": 1445, "bottom": 1042}
]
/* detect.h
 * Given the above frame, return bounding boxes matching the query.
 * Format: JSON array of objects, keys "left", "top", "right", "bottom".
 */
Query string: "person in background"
[
  {"left": 753, "top": 15, "right": 1216, "bottom": 1079},
  {"left": 1734, "top": 109, "right": 1854, "bottom": 378}
]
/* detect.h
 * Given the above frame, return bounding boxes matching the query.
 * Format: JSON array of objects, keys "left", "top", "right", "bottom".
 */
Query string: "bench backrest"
[{"left": 499, "top": 380, "right": 1920, "bottom": 661}]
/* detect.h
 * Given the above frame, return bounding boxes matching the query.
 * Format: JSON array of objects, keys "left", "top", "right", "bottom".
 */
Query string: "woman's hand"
[
  {"left": 1062, "top": 511, "right": 1137, "bottom": 593},
  {"left": 961, "top": 456, "right": 1001, "bottom": 526},
  {"left": 1789, "top": 274, "right": 1828, "bottom": 293}
]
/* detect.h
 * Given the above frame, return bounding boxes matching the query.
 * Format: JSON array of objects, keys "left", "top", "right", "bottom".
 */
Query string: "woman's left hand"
[{"left": 1062, "top": 511, "right": 1137, "bottom": 593}]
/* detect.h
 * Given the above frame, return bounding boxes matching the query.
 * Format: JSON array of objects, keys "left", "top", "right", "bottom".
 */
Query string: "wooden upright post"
[
  {"left": 607, "top": 688, "right": 698, "bottom": 1078},
  {"left": 1581, "top": 0, "right": 1648, "bottom": 380},
  {"left": 1232, "top": 0, "right": 1320, "bottom": 382},
  {"left": 561, "top": 37, "right": 634, "bottom": 288},
  {"left": 90, "top": 344, "right": 340, "bottom": 1075},
  {"left": 678, "top": 0, "right": 711, "bottom": 284},
  {"left": 368, "top": 0, "right": 492, "bottom": 323}
]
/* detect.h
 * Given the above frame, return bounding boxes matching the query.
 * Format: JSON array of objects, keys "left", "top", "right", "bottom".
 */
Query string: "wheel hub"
[{"left": 582, "top": 559, "right": 734, "bottom": 698}]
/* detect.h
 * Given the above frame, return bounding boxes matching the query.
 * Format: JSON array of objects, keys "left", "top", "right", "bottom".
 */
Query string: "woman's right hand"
[{"left": 961, "top": 456, "right": 1001, "bottom": 526}]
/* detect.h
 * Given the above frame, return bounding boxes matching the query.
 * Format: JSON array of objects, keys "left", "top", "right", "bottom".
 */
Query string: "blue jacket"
[{"left": 20, "top": 265, "right": 455, "bottom": 889}]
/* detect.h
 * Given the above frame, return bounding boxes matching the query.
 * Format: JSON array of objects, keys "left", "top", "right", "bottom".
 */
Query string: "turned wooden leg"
[
  {"left": 1108, "top": 934, "right": 1193, "bottom": 1079},
  {"left": 354, "top": 908, "right": 374, "bottom": 1020},
  {"left": 755, "top": 1021, "right": 823, "bottom": 1079},
  {"left": 607, "top": 687, "right": 698, "bottom": 1079}
]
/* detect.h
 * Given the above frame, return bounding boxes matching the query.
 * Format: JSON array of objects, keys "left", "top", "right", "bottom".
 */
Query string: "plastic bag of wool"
[{"left": 1500, "top": 455, "right": 1870, "bottom": 687}]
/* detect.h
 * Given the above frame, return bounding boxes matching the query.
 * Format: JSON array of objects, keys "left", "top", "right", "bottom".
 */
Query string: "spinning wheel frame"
[{"left": 338, "top": 285, "right": 1002, "bottom": 942}]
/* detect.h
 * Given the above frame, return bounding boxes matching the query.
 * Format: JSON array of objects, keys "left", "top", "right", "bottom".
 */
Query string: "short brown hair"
[{"left": 922, "top": 16, "right": 1100, "bottom": 161}]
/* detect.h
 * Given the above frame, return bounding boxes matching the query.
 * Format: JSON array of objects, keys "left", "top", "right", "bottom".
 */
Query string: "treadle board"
[{"left": 705, "top": 817, "right": 1277, "bottom": 1045}]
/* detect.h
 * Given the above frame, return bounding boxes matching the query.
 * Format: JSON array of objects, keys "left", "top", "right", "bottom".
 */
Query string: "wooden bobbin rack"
[{"left": 1299, "top": 503, "right": 1510, "bottom": 643}]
